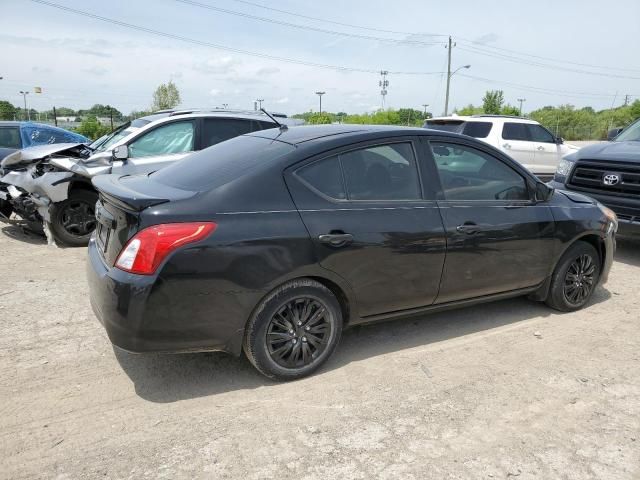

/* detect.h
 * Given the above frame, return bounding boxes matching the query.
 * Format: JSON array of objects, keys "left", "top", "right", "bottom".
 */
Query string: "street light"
[
  {"left": 422, "top": 104, "right": 429, "bottom": 116},
  {"left": 256, "top": 98, "right": 264, "bottom": 110},
  {"left": 19, "top": 91, "right": 30, "bottom": 121},
  {"left": 315, "top": 91, "right": 325, "bottom": 114},
  {"left": 444, "top": 64, "right": 470, "bottom": 116},
  {"left": 517, "top": 98, "right": 526, "bottom": 116}
]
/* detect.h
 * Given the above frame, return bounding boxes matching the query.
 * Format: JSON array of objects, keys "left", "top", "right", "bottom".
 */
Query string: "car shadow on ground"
[
  {"left": 1, "top": 223, "right": 47, "bottom": 245},
  {"left": 115, "top": 287, "right": 611, "bottom": 403},
  {"left": 615, "top": 236, "right": 640, "bottom": 268}
]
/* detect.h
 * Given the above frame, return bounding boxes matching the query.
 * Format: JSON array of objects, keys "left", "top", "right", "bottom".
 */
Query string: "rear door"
[
  {"left": 500, "top": 122, "right": 536, "bottom": 169},
  {"left": 528, "top": 123, "right": 561, "bottom": 178},
  {"left": 285, "top": 137, "right": 447, "bottom": 318},
  {"left": 428, "top": 138, "right": 555, "bottom": 303}
]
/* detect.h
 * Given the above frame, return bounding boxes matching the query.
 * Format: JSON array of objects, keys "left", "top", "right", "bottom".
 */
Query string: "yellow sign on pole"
[{"left": 34, "top": 87, "right": 42, "bottom": 93}]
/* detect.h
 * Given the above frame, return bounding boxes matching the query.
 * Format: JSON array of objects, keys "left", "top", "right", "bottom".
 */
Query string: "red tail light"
[{"left": 115, "top": 222, "right": 217, "bottom": 275}]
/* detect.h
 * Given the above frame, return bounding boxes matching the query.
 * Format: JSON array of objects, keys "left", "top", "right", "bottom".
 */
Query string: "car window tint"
[
  {"left": 341, "top": 143, "right": 421, "bottom": 201},
  {"left": 297, "top": 156, "right": 346, "bottom": 200},
  {"left": 425, "top": 120, "right": 464, "bottom": 133},
  {"left": 462, "top": 122, "right": 492, "bottom": 138},
  {"left": 528, "top": 124, "right": 555, "bottom": 143},
  {"left": 202, "top": 118, "right": 254, "bottom": 148},
  {"left": 129, "top": 121, "right": 194, "bottom": 158},
  {"left": 431, "top": 142, "right": 529, "bottom": 201},
  {"left": 0, "top": 127, "right": 21, "bottom": 148},
  {"left": 501, "top": 122, "right": 530, "bottom": 141},
  {"left": 152, "top": 135, "right": 295, "bottom": 191}
]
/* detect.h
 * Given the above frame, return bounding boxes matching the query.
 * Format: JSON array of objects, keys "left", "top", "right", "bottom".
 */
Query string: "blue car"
[{"left": 0, "top": 121, "right": 89, "bottom": 161}]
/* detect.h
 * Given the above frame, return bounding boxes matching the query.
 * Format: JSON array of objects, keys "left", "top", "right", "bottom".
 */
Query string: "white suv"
[{"left": 424, "top": 115, "right": 578, "bottom": 180}]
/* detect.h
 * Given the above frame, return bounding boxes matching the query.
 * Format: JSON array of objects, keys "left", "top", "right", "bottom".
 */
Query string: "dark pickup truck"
[{"left": 549, "top": 118, "right": 640, "bottom": 236}]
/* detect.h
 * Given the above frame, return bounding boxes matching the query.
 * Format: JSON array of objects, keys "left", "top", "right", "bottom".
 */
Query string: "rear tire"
[
  {"left": 243, "top": 279, "right": 343, "bottom": 381},
  {"left": 0, "top": 199, "right": 12, "bottom": 219},
  {"left": 50, "top": 189, "right": 98, "bottom": 247},
  {"left": 546, "top": 241, "right": 600, "bottom": 312}
]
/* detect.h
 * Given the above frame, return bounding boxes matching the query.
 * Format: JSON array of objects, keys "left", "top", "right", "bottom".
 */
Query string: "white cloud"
[
  {"left": 193, "top": 56, "right": 241, "bottom": 74},
  {"left": 274, "top": 97, "right": 289, "bottom": 104},
  {"left": 209, "top": 88, "right": 221, "bottom": 96},
  {"left": 256, "top": 66, "right": 280, "bottom": 76}
]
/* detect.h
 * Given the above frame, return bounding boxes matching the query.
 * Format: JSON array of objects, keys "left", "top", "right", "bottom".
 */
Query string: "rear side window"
[
  {"left": 152, "top": 135, "right": 294, "bottom": 191},
  {"left": 297, "top": 142, "right": 421, "bottom": 201},
  {"left": 425, "top": 120, "right": 464, "bottom": 133},
  {"left": 201, "top": 118, "right": 254, "bottom": 148},
  {"left": 502, "top": 123, "right": 530, "bottom": 141},
  {"left": 0, "top": 127, "right": 21, "bottom": 148},
  {"left": 298, "top": 156, "right": 346, "bottom": 199},
  {"left": 462, "top": 122, "right": 492, "bottom": 138}
]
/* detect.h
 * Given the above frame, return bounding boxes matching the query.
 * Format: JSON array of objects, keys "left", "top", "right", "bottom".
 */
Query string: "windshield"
[
  {"left": 615, "top": 119, "right": 640, "bottom": 142},
  {"left": 95, "top": 127, "right": 138, "bottom": 152}
]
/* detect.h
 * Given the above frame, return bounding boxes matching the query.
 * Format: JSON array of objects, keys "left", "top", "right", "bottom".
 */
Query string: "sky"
[{"left": 1, "top": 0, "right": 639, "bottom": 117}]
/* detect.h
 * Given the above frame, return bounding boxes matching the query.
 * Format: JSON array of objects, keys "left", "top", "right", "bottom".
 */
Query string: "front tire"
[
  {"left": 243, "top": 279, "right": 343, "bottom": 380},
  {"left": 546, "top": 241, "right": 600, "bottom": 312},
  {"left": 50, "top": 189, "right": 98, "bottom": 247}
]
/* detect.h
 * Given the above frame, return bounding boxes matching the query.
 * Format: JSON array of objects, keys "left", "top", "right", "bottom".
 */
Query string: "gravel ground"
[{"left": 1, "top": 224, "right": 639, "bottom": 480}]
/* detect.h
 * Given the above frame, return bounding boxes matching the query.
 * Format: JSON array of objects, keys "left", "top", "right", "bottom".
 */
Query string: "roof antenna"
[{"left": 261, "top": 108, "right": 287, "bottom": 131}]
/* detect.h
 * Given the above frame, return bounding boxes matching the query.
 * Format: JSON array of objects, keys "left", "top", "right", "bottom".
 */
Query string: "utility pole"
[
  {"left": 109, "top": 106, "right": 114, "bottom": 130},
  {"left": 256, "top": 98, "right": 264, "bottom": 110},
  {"left": 422, "top": 104, "right": 429, "bottom": 116},
  {"left": 53, "top": 106, "right": 58, "bottom": 126},
  {"left": 444, "top": 36, "right": 453, "bottom": 116},
  {"left": 19, "top": 91, "right": 29, "bottom": 120},
  {"left": 517, "top": 98, "right": 526, "bottom": 116},
  {"left": 623, "top": 94, "right": 630, "bottom": 106},
  {"left": 379, "top": 70, "right": 389, "bottom": 109},
  {"left": 222, "top": 103, "right": 228, "bottom": 109},
  {"left": 315, "top": 91, "right": 325, "bottom": 114}
]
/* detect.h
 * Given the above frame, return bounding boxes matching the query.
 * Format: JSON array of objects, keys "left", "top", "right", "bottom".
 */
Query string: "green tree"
[
  {"left": 307, "top": 113, "right": 332, "bottom": 124},
  {"left": 0, "top": 100, "right": 17, "bottom": 120},
  {"left": 151, "top": 81, "right": 181, "bottom": 111},
  {"left": 482, "top": 90, "right": 505, "bottom": 114},
  {"left": 501, "top": 104, "right": 520, "bottom": 116},
  {"left": 75, "top": 115, "right": 111, "bottom": 140},
  {"left": 455, "top": 104, "right": 483, "bottom": 116}
]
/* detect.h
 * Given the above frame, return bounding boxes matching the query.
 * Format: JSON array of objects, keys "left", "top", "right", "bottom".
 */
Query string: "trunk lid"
[{"left": 92, "top": 174, "right": 195, "bottom": 266}]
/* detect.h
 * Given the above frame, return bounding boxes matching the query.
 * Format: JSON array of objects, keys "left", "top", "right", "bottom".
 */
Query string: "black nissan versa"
[{"left": 87, "top": 125, "right": 616, "bottom": 380}]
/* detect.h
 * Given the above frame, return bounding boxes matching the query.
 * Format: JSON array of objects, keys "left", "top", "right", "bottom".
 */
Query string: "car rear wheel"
[
  {"left": 546, "top": 241, "right": 600, "bottom": 312},
  {"left": 243, "top": 279, "right": 343, "bottom": 380},
  {"left": 50, "top": 189, "right": 98, "bottom": 247}
]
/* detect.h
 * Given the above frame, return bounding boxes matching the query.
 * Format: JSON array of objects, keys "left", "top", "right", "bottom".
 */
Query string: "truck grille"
[{"left": 568, "top": 160, "right": 640, "bottom": 197}]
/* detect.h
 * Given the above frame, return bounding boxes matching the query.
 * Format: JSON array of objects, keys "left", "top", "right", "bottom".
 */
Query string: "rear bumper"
[{"left": 87, "top": 237, "right": 246, "bottom": 355}]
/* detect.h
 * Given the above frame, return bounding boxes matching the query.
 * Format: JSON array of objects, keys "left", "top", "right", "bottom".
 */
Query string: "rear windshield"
[
  {"left": 152, "top": 135, "right": 295, "bottom": 191},
  {"left": 425, "top": 120, "right": 492, "bottom": 138}
]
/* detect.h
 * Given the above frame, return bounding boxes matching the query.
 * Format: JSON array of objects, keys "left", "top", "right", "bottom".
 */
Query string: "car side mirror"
[
  {"left": 535, "top": 182, "right": 554, "bottom": 203},
  {"left": 607, "top": 128, "right": 623, "bottom": 141},
  {"left": 555, "top": 136, "right": 564, "bottom": 144},
  {"left": 112, "top": 145, "right": 129, "bottom": 160}
]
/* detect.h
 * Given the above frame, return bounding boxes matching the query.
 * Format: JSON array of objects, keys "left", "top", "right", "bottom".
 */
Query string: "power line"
[
  {"left": 457, "top": 45, "right": 640, "bottom": 80},
  {"left": 457, "top": 38, "right": 640, "bottom": 74},
  {"left": 224, "top": 0, "right": 443, "bottom": 36},
  {"left": 173, "top": 0, "right": 444, "bottom": 47},
  {"left": 30, "top": 0, "right": 445, "bottom": 76}
]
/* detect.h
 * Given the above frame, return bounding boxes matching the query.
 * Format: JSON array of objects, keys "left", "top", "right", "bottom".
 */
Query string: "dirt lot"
[{"left": 1, "top": 224, "right": 639, "bottom": 480}]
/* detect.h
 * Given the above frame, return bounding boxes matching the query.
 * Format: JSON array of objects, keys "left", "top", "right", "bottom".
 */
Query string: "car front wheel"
[
  {"left": 546, "top": 241, "right": 601, "bottom": 312},
  {"left": 243, "top": 279, "right": 343, "bottom": 380},
  {"left": 50, "top": 189, "right": 98, "bottom": 247}
]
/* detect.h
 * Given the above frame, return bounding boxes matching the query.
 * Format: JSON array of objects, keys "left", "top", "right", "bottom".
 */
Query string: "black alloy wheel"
[
  {"left": 60, "top": 199, "right": 96, "bottom": 237},
  {"left": 563, "top": 254, "right": 596, "bottom": 306},
  {"left": 266, "top": 297, "right": 333, "bottom": 369}
]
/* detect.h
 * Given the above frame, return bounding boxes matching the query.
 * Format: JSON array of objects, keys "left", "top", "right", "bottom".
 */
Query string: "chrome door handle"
[
  {"left": 537, "top": 146, "right": 545, "bottom": 151},
  {"left": 456, "top": 224, "right": 480, "bottom": 235},
  {"left": 503, "top": 143, "right": 511, "bottom": 149},
  {"left": 318, "top": 233, "right": 354, "bottom": 247}
]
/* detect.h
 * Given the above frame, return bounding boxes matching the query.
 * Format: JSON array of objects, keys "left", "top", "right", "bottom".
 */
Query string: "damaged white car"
[{"left": 0, "top": 109, "right": 297, "bottom": 246}]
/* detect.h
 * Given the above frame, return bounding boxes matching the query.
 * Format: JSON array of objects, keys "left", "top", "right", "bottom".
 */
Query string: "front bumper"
[
  {"left": 549, "top": 180, "right": 640, "bottom": 237},
  {"left": 87, "top": 237, "right": 247, "bottom": 355}
]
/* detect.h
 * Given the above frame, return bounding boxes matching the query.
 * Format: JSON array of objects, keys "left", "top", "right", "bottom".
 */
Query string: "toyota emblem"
[{"left": 603, "top": 173, "right": 620, "bottom": 186}]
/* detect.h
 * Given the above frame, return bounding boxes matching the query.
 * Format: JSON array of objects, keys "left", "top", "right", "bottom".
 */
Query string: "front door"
[
  {"left": 285, "top": 139, "right": 447, "bottom": 318},
  {"left": 429, "top": 140, "right": 556, "bottom": 303},
  {"left": 528, "top": 123, "right": 561, "bottom": 178},
  {"left": 112, "top": 119, "right": 196, "bottom": 176}
]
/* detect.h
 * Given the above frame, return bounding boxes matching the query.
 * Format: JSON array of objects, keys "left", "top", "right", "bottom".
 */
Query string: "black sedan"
[{"left": 87, "top": 125, "right": 616, "bottom": 380}]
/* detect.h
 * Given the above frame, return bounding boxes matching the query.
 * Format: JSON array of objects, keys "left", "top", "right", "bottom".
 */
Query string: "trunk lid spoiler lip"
[{"left": 92, "top": 174, "right": 194, "bottom": 211}]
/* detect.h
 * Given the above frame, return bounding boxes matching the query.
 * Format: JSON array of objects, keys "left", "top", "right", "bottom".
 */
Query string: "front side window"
[
  {"left": 201, "top": 118, "right": 253, "bottom": 148},
  {"left": 128, "top": 121, "right": 194, "bottom": 158},
  {"left": 431, "top": 142, "right": 529, "bottom": 201},
  {"left": 0, "top": 127, "right": 21, "bottom": 148},
  {"left": 501, "top": 122, "right": 530, "bottom": 141},
  {"left": 528, "top": 124, "right": 555, "bottom": 143}
]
